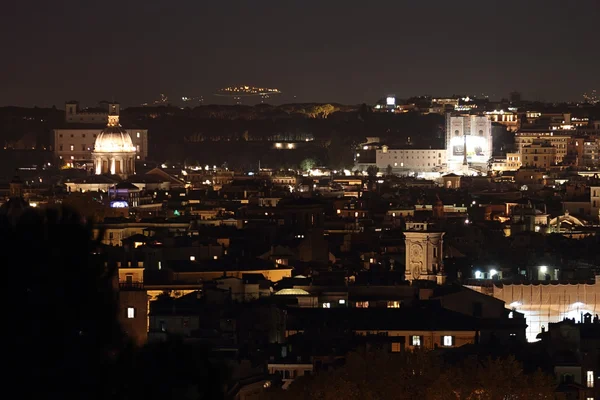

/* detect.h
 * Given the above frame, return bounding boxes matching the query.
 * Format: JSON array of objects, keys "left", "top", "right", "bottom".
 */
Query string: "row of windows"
[
  {"left": 382, "top": 155, "right": 441, "bottom": 159},
  {"left": 58, "top": 132, "right": 142, "bottom": 138},
  {"left": 322, "top": 300, "right": 401, "bottom": 308},
  {"left": 386, "top": 161, "right": 441, "bottom": 167},
  {"left": 59, "top": 144, "right": 140, "bottom": 152},
  {"left": 384, "top": 151, "right": 442, "bottom": 156},
  {"left": 388, "top": 335, "right": 454, "bottom": 351},
  {"left": 59, "top": 133, "right": 96, "bottom": 138}
]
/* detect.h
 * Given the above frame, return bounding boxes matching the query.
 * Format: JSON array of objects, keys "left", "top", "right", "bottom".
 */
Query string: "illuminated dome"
[
  {"left": 92, "top": 114, "right": 136, "bottom": 178},
  {"left": 93, "top": 115, "right": 136, "bottom": 153}
]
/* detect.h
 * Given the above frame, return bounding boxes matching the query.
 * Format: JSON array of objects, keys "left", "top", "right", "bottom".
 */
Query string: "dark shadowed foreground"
[{"left": 3, "top": 206, "right": 225, "bottom": 400}]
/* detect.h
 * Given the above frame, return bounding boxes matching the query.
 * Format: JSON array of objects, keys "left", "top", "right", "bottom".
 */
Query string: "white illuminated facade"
[
  {"left": 490, "top": 278, "right": 600, "bottom": 342},
  {"left": 376, "top": 146, "right": 445, "bottom": 173},
  {"left": 53, "top": 101, "right": 148, "bottom": 165},
  {"left": 92, "top": 114, "right": 136, "bottom": 178},
  {"left": 445, "top": 114, "right": 493, "bottom": 170}
]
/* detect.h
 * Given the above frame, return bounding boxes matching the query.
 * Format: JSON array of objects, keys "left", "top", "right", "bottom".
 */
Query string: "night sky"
[{"left": 2, "top": 0, "right": 599, "bottom": 107}]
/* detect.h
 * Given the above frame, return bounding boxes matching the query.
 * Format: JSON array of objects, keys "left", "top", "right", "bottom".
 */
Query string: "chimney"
[{"left": 541, "top": 326, "right": 546, "bottom": 334}]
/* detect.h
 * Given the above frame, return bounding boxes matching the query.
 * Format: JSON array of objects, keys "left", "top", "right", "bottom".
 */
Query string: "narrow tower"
[{"left": 404, "top": 230, "right": 445, "bottom": 283}]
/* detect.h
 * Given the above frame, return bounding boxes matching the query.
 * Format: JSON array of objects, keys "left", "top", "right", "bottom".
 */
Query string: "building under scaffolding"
[{"left": 467, "top": 277, "right": 600, "bottom": 342}]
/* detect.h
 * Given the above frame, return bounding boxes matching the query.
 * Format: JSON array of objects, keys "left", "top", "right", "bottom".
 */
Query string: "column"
[{"left": 110, "top": 157, "right": 116, "bottom": 175}]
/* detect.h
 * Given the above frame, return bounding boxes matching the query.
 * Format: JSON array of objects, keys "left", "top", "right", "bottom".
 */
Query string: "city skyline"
[{"left": 2, "top": 0, "right": 599, "bottom": 107}]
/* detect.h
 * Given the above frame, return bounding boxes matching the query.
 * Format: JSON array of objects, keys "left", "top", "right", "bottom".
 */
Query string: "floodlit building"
[
  {"left": 376, "top": 146, "right": 446, "bottom": 173},
  {"left": 404, "top": 230, "right": 445, "bottom": 283},
  {"left": 92, "top": 112, "right": 136, "bottom": 178},
  {"left": 445, "top": 114, "right": 493, "bottom": 171},
  {"left": 53, "top": 101, "right": 148, "bottom": 166},
  {"left": 468, "top": 276, "right": 600, "bottom": 342}
]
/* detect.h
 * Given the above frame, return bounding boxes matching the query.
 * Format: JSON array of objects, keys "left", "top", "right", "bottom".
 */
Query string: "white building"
[
  {"left": 53, "top": 101, "right": 148, "bottom": 165},
  {"left": 376, "top": 146, "right": 445, "bottom": 174},
  {"left": 482, "top": 277, "right": 600, "bottom": 342},
  {"left": 445, "top": 114, "right": 493, "bottom": 170}
]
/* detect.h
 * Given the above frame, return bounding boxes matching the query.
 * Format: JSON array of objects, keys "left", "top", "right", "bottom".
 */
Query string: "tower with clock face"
[{"left": 404, "top": 231, "right": 445, "bottom": 283}]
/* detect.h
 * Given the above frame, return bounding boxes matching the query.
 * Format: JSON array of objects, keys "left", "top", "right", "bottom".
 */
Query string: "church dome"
[{"left": 93, "top": 115, "right": 136, "bottom": 153}]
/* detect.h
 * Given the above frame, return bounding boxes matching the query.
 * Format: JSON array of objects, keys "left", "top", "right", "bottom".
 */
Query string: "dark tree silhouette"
[
  {"left": 3, "top": 206, "right": 226, "bottom": 399},
  {"left": 4, "top": 206, "right": 124, "bottom": 398}
]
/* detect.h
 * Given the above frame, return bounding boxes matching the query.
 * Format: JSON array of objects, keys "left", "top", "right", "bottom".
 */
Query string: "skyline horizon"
[{"left": 2, "top": 87, "right": 598, "bottom": 109}]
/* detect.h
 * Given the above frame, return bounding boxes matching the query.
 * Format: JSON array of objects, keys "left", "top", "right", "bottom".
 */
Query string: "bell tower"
[{"left": 404, "top": 230, "right": 445, "bottom": 283}]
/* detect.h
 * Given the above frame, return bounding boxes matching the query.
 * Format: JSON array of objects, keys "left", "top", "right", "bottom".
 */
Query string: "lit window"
[
  {"left": 190, "top": 255, "right": 196, "bottom": 261},
  {"left": 339, "top": 299, "right": 346, "bottom": 304},
  {"left": 322, "top": 302, "right": 331, "bottom": 309},
  {"left": 391, "top": 342, "right": 401, "bottom": 353},
  {"left": 70, "top": 145, "right": 74, "bottom": 151},
  {"left": 137, "top": 132, "right": 140, "bottom": 138},
  {"left": 127, "top": 307, "right": 135, "bottom": 319},
  {"left": 587, "top": 370, "right": 594, "bottom": 388},
  {"left": 442, "top": 336, "right": 453, "bottom": 347},
  {"left": 411, "top": 336, "right": 421, "bottom": 346},
  {"left": 387, "top": 301, "right": 400, "bottom": 308},
  {"left": 356, "top": 301, "right": 369, "bottom": 308}
]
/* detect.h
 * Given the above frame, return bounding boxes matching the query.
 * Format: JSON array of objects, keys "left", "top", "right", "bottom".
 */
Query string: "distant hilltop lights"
[
  {"left": 215, "top": 85, "right": 282, "bottom": 97},
  {"left": 583, "top": 90, "right": 598, "bottom": 104}
]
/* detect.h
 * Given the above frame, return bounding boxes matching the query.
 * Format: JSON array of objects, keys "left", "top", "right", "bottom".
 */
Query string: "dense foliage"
[{"left": 264, "top": 349, "right": 555, "bottom": 400}]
